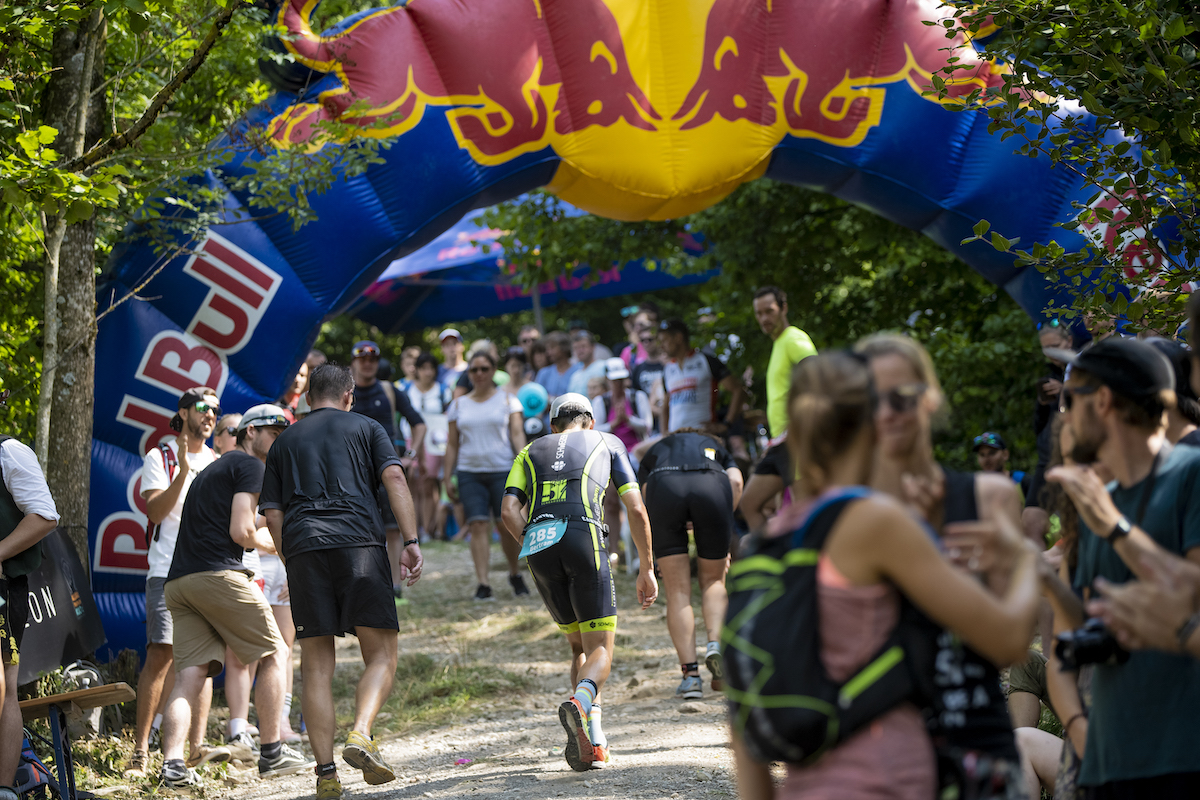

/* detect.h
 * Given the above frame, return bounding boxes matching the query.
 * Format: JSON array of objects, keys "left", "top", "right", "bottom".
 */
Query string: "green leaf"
[
  {"left": 0, "top": 78, "right": 13, "bottom": 91},
  {"left": 990, "top": 232, "right": 1012, "bottom": 251},
  {"left": 128, "top": 10, "right": 150, "bottom": 34},
  {"left": 973, "top": 219, "right": 991, "bottom": 237},
  {"left": 1163, "top": 15, "right": 1187, "bottom": 41},
  {"left": 64, "top": 199, "right": 95, "bottom": 223},
  {"left": 36, "top": 125, "right": 58, "bottom": 144}
]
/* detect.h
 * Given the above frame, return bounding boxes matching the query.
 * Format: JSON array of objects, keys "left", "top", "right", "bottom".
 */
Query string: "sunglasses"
[
  {"left": 881, "top": 383, "right": 926, "bottom": 413},
  {"left": 469, "top": 365, "right": 492, "bottom": 374},
  {"left": 193, "top": 401, "right": 221, "bottom": 416},
  {"left": 352, "top": 345, "right": 380, "bottom": 358},
  {"left": 1060, "top": 384, "right": 1100, "bottom": 413},
  {"left": 221, "top": 426, "right": 237, "bottom": 437}
]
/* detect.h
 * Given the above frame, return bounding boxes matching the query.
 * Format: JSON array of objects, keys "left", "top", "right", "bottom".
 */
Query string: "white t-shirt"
[
  {"left": 662, "top": 350, "right": 730, "bottom": 432},
  {"left": 447, "top": 391, "right": 522, "bottom": 473},
  {"left": 141, "top": 441, "right": 217, "bottom": 579},
  {"left": 0, "top": 438, "right": 60, "bottom": 523},
  {"left": 406, "top": 382, "right": 451, "bottom": 456}
]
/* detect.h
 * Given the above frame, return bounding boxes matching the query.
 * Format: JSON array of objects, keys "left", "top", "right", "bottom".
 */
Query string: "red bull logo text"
[{"left": 270, "top": 0, "right": 1008, "bottom": 219}]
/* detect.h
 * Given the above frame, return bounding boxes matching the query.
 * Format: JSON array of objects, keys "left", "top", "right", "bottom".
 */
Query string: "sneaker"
[
  {"left": 509, "top": 573, "right": 530, "bottom": 597},
  {"left": 589, "top": 744, "right": 610, "bottom": 769},
  {"left": 122, "top": 750, "right": 148, "bottom": 778},
  {"left": 705, "top": 642, "right": 725, "bottom": 692},
  {"left": 316, "top": 773, "right": 345, "bottom": 800},
  {"left": 247, "top": 724, "right": 260, "bottom": 737},
  {"left": 259, "top": 743, "right": 316, "bottom": 778},
  {"left": 149, "top": 726, "right": 162, "bottom": 753},
  {"left": 676, "top": 675, "right": 703, "bottom": 700},
  {"left": 225, "top": 731, "right": 259, "bottom": 760},
  {"left": 473, "top": 584, "right": 495, "bottom": 602},
  {"left": 342, "top": 730, "right": 396, "bottom": 785},
  {"left": 161, "top": 762, "right": 200, "bottom": 794},
  {"left": 558, "top": 698, "right": 594, "bottom": 771},
  {"left": 185, "top": 743, "right": 232, "bottom": 769}
]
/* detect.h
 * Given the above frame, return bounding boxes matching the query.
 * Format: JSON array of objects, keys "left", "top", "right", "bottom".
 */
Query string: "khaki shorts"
[
  {"left": 1005, "top": 648, "right": 1048, "bottom": 705},
  {"left": 164, "top": 570, "right": 283, "bottom": 677}
]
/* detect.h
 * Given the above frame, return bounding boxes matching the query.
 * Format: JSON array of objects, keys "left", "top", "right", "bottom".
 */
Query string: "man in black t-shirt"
[
  {"left": 262, "top": 364, "right": 422, "bottom": 799},
  {"left": 629, "top": 328, "right": 665, "bottom": 432},
  {"left": 159, "top": 405, "right": 312, "bottom": 792}
]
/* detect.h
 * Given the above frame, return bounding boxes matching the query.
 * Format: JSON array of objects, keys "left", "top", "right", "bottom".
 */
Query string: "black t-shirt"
[
  {"left": 630, "top": 359, "right": 664, "bottom": 397},
  {"left": 753, "top": 439, "right": 791, "bottom": 480},
  {"left": 261, "top": 408, "right": 403, "bottom": 558},
  {"left": 168, "top": 451, "right": 264, "bottom": 581},
  {"left": 351, "top": 380, "right": 425, "bottom": 442},
  {"left": 636, "top": 431, "right": 737, "bottom": 485}
]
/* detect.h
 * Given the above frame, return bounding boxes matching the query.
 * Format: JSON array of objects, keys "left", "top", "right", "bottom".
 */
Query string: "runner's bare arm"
[
  {"left": 620, "top": 489, "right": 658, "bottom": 608},
  {"left": 230, "top": 492, "right": 273, "bottom": 552},
  {"left": 725, "top": 466, "right": 744, "bottom": 510},
  {"left": 382, "top": 464, "right": 419, "bottom": 545},
  {"left": 500, "top": 495, "right": 526, "bottom": 544},
  {"left": 144, "top": 430, "right": 192, "bottom": 524},
  {"left": 444, "top": 420, "right": 460, "bottom": 501},
  {"left": 264, "top": 509, "right": 285, "bottom": 564},
  {"left": 508, "top": 411, "right": 526, "bottom": 454}
]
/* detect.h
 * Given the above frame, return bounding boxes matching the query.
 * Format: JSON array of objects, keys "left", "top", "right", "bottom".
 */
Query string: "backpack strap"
[
  {"left": 789, "top": 486, "right": 873, "bottom": 551},
  {"left": 160, "top": 443, "right": 177, "bottom": 482}
]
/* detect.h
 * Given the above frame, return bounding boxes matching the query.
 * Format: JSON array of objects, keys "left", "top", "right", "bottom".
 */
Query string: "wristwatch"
[
  {"left": 403, "top": 538, "right": 419, "bottom": 547},
  {"left": 1108, "top": 516, "right": 1132, "bottom": 542}
]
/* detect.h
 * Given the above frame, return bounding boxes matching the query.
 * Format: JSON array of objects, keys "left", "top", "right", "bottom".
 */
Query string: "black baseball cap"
[
  {"left": 973, "top": 432, "right": 1007, "bottom": 451},
  {"left": 1068, "top": 337, "right": 1174, "bottom": 406},
  {"left": 172, "top": 387, "right": 220, "bottom": 430}
]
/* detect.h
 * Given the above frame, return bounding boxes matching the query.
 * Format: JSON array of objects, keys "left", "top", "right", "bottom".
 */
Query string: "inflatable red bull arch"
[{"left": 90, "top": 0, "right": 1160, "bottom": 658}]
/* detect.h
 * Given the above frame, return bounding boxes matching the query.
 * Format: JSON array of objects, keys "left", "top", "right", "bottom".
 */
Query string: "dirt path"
[{"left": 224, "top": 540, "right": 737, "bottom": 800}]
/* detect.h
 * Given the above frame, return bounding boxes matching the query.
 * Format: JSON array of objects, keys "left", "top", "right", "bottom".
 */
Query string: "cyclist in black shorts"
[
  {"left": 637, "top": 429, "right": 743, "bottom": 699},
  {"left": 500, "top": 393, "right": 657, "bottom": 772}
]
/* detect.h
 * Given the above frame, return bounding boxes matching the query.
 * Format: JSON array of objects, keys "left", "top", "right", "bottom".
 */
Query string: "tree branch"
[{"left": 50, "top": 0, "right": 239, "bottom": 177}]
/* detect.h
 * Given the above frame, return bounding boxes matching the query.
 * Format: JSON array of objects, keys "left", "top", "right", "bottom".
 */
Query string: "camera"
[{"left": 1055, "top": 617, "right": 1130, "bottom": 670}]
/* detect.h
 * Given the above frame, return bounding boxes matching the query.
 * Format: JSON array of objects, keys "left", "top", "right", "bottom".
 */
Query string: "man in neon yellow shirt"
[{"left": 753, "top": 286, "right": 816, "bottom": 439}]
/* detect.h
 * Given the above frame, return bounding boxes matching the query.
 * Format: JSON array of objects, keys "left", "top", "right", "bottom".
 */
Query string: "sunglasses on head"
[
  {"left": 1059, "top": 384, "right": 1100, "bottom": 413},
  {"left": 352, "top": 345, "right": 380, "bottom": 358},
  {"left": 1037, "top": 318, "right": 1062, "bottom": 331},
  {"left": 881, "top": 383, "right": 926, "bottom": 413},
  {"left": 973, "top": 433, "right": 1002, "bottom": 449},
  {"left": 193, "top": 401, "right": 221, "bottom": 416}
]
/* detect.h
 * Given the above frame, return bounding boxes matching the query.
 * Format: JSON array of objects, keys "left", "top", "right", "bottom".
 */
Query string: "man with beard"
[
  {"left": 125, "top": 387, "right": 227, "bottom": 778},
  {"left": 752, "top": 286, "right": 816, "bottom": 441},
  {"left": 1048, "top": 337, "right": 1200, "bottom": 798}
]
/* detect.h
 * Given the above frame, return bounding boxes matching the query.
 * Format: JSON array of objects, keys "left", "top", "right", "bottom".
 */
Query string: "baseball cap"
[
  {"left": 660, "top": 318, "right": 689, "bottom": 338},
  {"left": 972, "top": 432, "right": 1007, "bottom": 451},
  {"left": 604, "top": 357, "right": 629, "bottom": 381},
  {"left": 517, "top": 382, "right": 549, "bottom": 418},
  {"left": 1068, "top": 337, "right": 1174, "bottom": 406},
  {"left": 439, "top": 328, "right": 462, "bottom": 342},
  {"left": 172, "top": 387, "right": 220, "bottom": 430},
  {"left": 549, "top": 392, "right": 593, "bottom": 421},
  {"left": 1144, "top": 337, "right": 1197, "bottom": 401},
  {"left": 237, "top": 404, "right": 291, "bottom": 431},
  {"left": 352, "top": 340, "right": 380, "bottom": 358}
]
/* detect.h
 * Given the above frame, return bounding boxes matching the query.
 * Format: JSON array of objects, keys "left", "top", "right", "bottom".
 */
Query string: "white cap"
[
  {"left": 237, "top": 404, "right": 291, "bottom": 431},
  {"left": 604, "top": 357, "right": 629, "bottom": 380},
  {"left": 549, "top": 392, "right": 594, "bottom": 421},
  {"left": 439, "top": 328, "right": 462, "bottom": 342}
]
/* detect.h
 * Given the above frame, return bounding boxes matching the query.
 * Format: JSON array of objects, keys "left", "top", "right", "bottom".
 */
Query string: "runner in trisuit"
[{"left": 500, "top": 393, "right": 658, "bottom": 772}]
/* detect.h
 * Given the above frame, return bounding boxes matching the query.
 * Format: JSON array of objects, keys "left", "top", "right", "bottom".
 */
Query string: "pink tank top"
[{"left": 779, "top": 555, "right": 936, "bottom": 800}]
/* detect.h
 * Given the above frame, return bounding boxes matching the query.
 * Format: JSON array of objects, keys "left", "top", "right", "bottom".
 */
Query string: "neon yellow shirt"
[{"left": 767, "top": 326, "right": 817, "bottom": 438}]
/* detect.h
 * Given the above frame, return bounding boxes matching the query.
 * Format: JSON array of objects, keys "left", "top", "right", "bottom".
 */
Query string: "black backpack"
[{"left": 722, "top": 487, "right": 938, "bottom": 764}]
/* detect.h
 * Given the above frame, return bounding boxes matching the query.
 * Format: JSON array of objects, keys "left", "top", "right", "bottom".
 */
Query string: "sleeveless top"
[{"left": 928, "top": 469, "right": 1020, "bottom": 760}]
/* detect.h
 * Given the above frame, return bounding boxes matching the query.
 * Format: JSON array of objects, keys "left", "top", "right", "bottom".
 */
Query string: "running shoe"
[
  {"left": 343, "top": 730, "right": 396, "bottom": 785},
  {"left": 558, "top": 698, "right": 595, "bottom": 771},
  {"left": 473, "top": 584, "right": 495, "bottom": 602},
  {"left": 185, "top": 743, "right": 231, "bottom": 769},
  {"left": 317, "top": 773, "right": 345, "bottom": 800},
  {"left": 161, "top": 762, "right": 200, "bottom": 794},
  {"left": 589, "top": 744, "right": 610, "bottom": 770},
  {"left": 259, "top": 743, "right": 316, "bottom": 778},
  {"left": 225, "top": 731, "right": 259, "bottom": 760},
  {"left": 676, "top": 675, "right": 703, "bottom": 700},
  {"left": 122, "top": 750, "right": 148, "bottom": 778},
  {"left": 705, "top": 641, "right": 725, "bottom": 692},
  {"left": 509, "top": 573, "right": 530, "bottom": 597}
]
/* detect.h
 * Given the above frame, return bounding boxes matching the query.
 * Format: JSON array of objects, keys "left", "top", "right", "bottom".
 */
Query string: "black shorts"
[
  {"left": 0, "top": 575, "right": 28, "bottom": 666},
  {"left": 526, "top": 522, "right": 617, "bottom": 634},
  {"left": 644, "top": 469, "right": 734, "bottom": 560},
  {"left": 286, "top": 545, "right": 398, "bottom": 639}
]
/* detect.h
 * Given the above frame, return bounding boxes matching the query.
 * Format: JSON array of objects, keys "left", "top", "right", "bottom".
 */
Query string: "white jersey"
[
  {"left": 662, "top": 350, "right": 730, "bottom": 432},
  {"left": 140, "top": 441, "right": 216, "bottom": 579}
]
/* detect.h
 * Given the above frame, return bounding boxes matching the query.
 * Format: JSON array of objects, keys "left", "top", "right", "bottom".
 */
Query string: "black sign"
[{"left": 17, "top": 530, "right": 107, "bottom": 686}]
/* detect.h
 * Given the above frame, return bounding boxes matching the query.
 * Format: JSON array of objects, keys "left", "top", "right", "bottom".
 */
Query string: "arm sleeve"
[
  {"left": 235, "top": 457, "right": 267, "bottom": 495},
  {"left": 628, "top": 390, "right": 651, "bottom": 435},
  {"left": 720, "top": 446, "right": 739, "bottom": 470},
  {"left": 141, "top": 446, "right": 170, "bottom": 494},
  {"left": 504, "top": 445, "right": 533, "bottom": 507},
  {"left": 608, "top": 437, "right": 639, "bottom": 495},
  {"left": 370, "top": 420, "right": 403, "bottom": 478},
  {"left": 706, "top": 353, "right": 730, "bottom": 384},
  {"left": 456, "top": 371, "right": 472, "bottom": 391},
  {"left": 592, "top": 397, "right": 611, "bottom": 432},
  {"left": 0, "top": 441, "right": 59, "bottom": 522},
  {"left": 260, "top": 450, "right": 283, "bottom": 511},
  {"left": 395, "top": 389, "right": 425, "bottom": 428}
]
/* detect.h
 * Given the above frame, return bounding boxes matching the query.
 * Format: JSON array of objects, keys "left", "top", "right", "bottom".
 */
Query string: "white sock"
[
  {"left": 588, "top": 704, "right": 606, "bottom": 748},
  {"left": 281, "top": 693, "right": 292, "bottom": 726},
  {"left": 229, "top": 717, "right": 248, "bottom": 738},
  {"left": 151, "top": 713, "right": 163, "bottom": 732}
]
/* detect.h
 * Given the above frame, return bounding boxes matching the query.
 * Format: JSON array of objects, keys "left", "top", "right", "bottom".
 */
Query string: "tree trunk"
[{"left": 41, "top": 14, "right": 106, "bottom": 571}]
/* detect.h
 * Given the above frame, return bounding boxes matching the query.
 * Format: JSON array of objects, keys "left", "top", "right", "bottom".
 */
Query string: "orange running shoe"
[{"left": 558, "top": 699, "right": 594, "bottom": 771}]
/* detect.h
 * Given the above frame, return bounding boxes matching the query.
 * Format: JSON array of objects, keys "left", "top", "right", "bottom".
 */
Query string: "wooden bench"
[{"left": 19, "top": 683, "right": 135, "bottom": 800}]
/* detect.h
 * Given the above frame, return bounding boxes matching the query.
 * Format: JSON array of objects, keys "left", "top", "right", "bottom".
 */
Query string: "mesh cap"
[
  {"left": 549, "top": 392, "right": 593, "bottom": 421},
  {"left": 237, "top": 404, "right": 291, "bottom": 431}
]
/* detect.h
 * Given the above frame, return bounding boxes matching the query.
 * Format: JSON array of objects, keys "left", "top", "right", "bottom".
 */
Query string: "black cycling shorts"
[
  {"left": 644, "top": 469, "right": 734, "bottom": 560},
  {"left": 526, "top": 522, "right": 617, "bottom": 635},
  {"left": 286, "top": 545, "right": 398, "bottom": 639}
]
